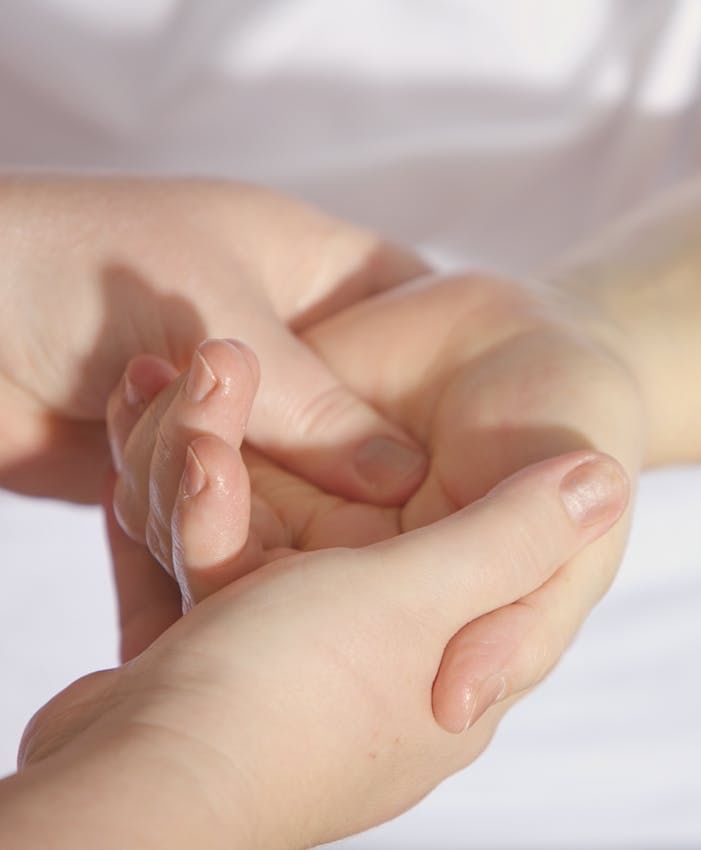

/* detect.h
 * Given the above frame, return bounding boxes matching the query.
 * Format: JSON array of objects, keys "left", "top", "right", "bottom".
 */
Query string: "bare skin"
[
  {"left": 2, "top": 176, "right": 701, "bottom": 848},
  {"left": 108, "top": 272, "right": 644, "bottom": 732},
  {"left": 9, "top": 451, "right": 629, "bottom": 850},
  {"left": 0, "top": 176, "right": 428, "bottom": 505}
]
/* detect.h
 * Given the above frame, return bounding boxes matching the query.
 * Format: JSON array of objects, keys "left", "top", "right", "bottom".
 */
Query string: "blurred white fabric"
[{"left": 0, "top": 0, "right": 700, "bottom": 845}]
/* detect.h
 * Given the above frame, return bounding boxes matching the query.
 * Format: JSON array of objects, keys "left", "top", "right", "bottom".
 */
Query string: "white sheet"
[{"left": 0, "top": 1, "right": 700, "bottom": 844}]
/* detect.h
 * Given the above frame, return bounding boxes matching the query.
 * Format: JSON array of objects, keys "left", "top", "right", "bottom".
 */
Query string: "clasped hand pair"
[{"left": 4, "top": 178, "right": 640, "bottom": 849}]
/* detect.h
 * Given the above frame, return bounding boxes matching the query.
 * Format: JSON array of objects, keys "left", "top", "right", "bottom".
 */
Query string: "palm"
[{"left": 247, "top": 274, "right": 643, "bottom": 556}]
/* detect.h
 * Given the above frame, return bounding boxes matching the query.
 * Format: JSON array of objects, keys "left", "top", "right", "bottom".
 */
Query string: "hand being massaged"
[
  {"left": 0, "top": 175, "right": 641, "bottom": 743},
  {"left": 106, "top": 266, "right": 643, "bottom": 734}
]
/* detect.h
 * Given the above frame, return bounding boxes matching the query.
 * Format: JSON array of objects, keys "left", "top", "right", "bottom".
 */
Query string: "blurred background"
[{"left": 0, "top": 1, "right": 700, "bottom": 846}]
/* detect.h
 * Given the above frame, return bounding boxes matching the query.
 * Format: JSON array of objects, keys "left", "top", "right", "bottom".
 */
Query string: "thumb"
[
  {"left": 245, "top": 322, "right": 428, "bottom": 506},
  {"left": 359, "top": 451, "right": 629, "bottom": 644}
]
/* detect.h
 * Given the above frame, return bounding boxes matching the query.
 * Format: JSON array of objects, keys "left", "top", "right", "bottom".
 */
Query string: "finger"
[
  {"left": 111, "top": 377, "right": 187, "bottom": 541},
  {"left": 106, "top": 354, "right": 179, "bottom": 471},
  {"left": 103, "top": 472, "right": 182, "bottom": 662},
  {"left": 145, "top": 340, "right": 258, "bottom": 572},
  {"left": 245, "top": 322, "right": 427, "bottom": 508},
  {"left": 432, "top": 513, "right": 631, "bottom": 733},
  {"left": 172, "top": 435, "right": 263, "bottom": 608},
  {"left": 114, "top": 339, "right": 258, "bottom": 567},
  {"left": 360, "top": 451, "right": 630, "bottom": 645}
]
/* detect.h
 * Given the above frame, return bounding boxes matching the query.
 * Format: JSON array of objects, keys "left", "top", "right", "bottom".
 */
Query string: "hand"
[
  {"left": 15, "top": 450, "right": 629, "bottom": 850},
  {"left": 304, "top": 273, "right": 645, "bottom": 730},
  {"left": 108, "top": 273, "right": 644, "bottom": 732},
  {"left": 0, "top": 176, "right": 427, "bottom": 504}
]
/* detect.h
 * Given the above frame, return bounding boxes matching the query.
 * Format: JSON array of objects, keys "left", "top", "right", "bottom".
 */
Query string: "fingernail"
[
  {"left": 560, "top": 455, "right": 628, "bottom": 528},
  {"left": 354, "top": 437, "right": 426, "bottom": 491},
  {"left": 124, "top": 373, "right": 144, "bottom": 407},
  {"left": 182, "top": 446, "right": 207, "bottom": 498},
  {"left": 464, "top": 673, "right": 508, "bottom": 731},
  {"left": 186, "top": 350, "right": 217, "bottom": 403}
]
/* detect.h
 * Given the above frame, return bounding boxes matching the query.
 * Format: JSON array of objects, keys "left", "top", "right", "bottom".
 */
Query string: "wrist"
[
  {"left": 545, "top": 190, "right": 701, "bottom": 467},
  {"left": 2, "top": 700, "right": 260, "bottom": 850}
]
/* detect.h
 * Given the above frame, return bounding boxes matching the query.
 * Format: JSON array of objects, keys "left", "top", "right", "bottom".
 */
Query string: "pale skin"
[
  {"left": 7, "top": 450, "right": 629, "bottom": 850},
  {"left": 0, "top": 176, "right": 429, "bottom": 505},
  {"left": 1, "top": 176, "right": 700, "bottom": 846},
  {"left": 106, "top": 288, "right": 643, "bottom": 736},
  {"left": 103, "top": 270, "right": 646, "bottom": 734}
]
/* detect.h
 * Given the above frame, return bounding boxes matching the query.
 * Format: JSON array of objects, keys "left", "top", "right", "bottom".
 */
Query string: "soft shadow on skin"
[
  {"left": 239, "top": 423, "right": 596, "bottom": 556},
  {"left": 289, "top": 243, "right": 432, "bottom": 332},
  {"left": 433, "top": 423, "right": 597, "bottom": 514},
  {"left": 0, "top": 246, "right": 423, "bottom": 505},
  {"left": 0, "top": 216, "right": 597, "bottom": 524},
  {"left": 0, "top": 263, "right": 205, "bottom": 503}
]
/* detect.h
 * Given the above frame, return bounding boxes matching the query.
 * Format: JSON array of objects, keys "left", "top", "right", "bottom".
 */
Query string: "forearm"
[{"left": 546, "top": 179, "right": 701, "bottom": 467}]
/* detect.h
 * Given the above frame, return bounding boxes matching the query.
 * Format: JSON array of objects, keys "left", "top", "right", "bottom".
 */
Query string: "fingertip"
[
  {"left": 182, "top": 444, "right": 207, "bottom": 499},
  {"left": 173, "top": 435, "right": 256, "bottom": 604},
  {"left": 487, "top": 449, "right": 630, "bottom": 538},
  {"left": 223, "top": 338, "right": 261, "bottom": 387},
  {"left": 432, "top": 671, "right": 473, "bottom": 735},
  {"left": 431, "top": 605, "right": 527, "bottom": 734},
  {"left": 180, "top": 434, "right": 247, "bottom": 500},
  {"left": 558, "top": 452, "right": 630, "bottom": 531},
  {"left": 433, "top": 672, "right": 508, "bottom": 735},
  {"left": 241, "top": 326, "right": 426, "bottom": 505},
  {"left": 431, "top": 452, "right": 631, "bottom": 735},
  {"left": 124, "top": 354, "right": 179, "bottom": 408},
  {"left": 107, "top": 354, "right": 178, "bottom": 470},
  {"left": 184, "top": 339, "right": 259, "bottom": 420}
]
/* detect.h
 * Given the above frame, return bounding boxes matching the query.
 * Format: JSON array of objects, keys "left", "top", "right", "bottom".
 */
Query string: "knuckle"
[
  {"left": 290, "top": 384, "right": 361, "bottom": 440},
  {"left": 512, "top": 597, "right": 564, "bottom": 688},
  {"left": 480, "top": 488, "right": 565, "bottom": 594},
  {"left": 497, "top": 506, "right": 548, "bottom": 590}
]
